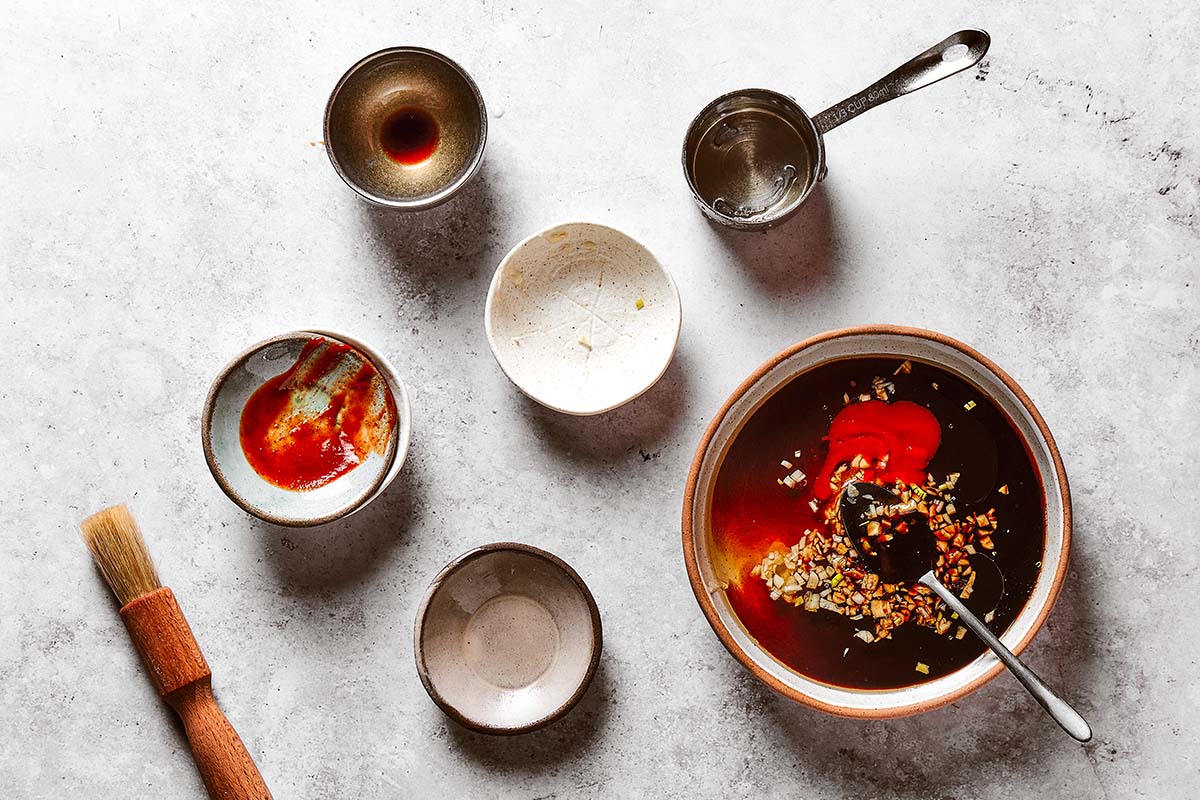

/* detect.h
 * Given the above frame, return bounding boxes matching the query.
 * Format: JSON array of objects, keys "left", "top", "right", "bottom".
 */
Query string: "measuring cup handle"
[{"left": 811, "top": 29, "right": 990, "bottom": 135}]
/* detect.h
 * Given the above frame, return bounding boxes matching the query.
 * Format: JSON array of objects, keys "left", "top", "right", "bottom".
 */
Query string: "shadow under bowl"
[{"left": 415, "top": 543, "right": 602, "bottom": 735}]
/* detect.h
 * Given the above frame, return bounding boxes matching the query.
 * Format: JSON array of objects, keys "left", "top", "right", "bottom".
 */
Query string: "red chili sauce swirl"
[
  {"left": 239, "top": 338, "right": 396, "bottom": 491},
  {"left": 813, "top": 400, "right": 941, "bottom": 499}
]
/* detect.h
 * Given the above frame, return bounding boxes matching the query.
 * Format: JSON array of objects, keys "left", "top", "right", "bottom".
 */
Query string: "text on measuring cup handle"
[{"left": 815, "top": 78, "right": 900, "bottom": 133}]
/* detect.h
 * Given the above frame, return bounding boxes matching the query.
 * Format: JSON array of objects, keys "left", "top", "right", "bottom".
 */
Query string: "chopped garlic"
[{"left": 754, "top": 463, "right": 1008, "bottom": 657}]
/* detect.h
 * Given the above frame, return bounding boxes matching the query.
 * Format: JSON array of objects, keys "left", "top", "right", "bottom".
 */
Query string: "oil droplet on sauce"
[
  {"left": 380, "top": 107, "right": 439, "bottom": 165},
  {"left": 239, "top": 338, "right": 397, "bottom": 491}
]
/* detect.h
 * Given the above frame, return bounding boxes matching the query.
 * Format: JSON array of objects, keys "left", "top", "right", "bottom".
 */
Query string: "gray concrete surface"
[{"left": 2, "top": 1, "right": 1197, "bottom": 797}]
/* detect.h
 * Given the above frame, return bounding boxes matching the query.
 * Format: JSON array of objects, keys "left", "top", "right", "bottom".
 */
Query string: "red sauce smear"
[
  {"left": 380, "top": 107, "right": 439, "bottom": 165},
  {"left": 239, "top": 338, "right": 396, "bottom": 491},
  {"left": 813, "top": 400, "right": 941, "bottom": 499}
]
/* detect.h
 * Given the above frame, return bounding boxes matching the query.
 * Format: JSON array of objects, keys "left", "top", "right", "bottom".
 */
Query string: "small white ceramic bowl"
[
  {"left": 201, "top": 330, "right": 412, "bottom": 527},
  {"left": 484, "top": 222, "right": 682, "bottom": 415},
  {"left": 414, "top": 543, "right": 602, "bottom": 734}
]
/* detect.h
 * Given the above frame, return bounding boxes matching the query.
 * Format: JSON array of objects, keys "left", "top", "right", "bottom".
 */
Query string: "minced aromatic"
[{"left": 752, "top": 385, "right": 1001, "bottom": 645}]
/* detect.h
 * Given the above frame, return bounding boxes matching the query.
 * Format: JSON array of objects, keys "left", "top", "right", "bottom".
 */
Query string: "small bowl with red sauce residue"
[
  {"left": 202, "top": 330, "right": 412, "bottom": 527},
  {"left": 682, "top": 325, "right": 1073, "bottom": 719},
  {"left": 324, "top": 47, "right": 487, "bottom": 210}
]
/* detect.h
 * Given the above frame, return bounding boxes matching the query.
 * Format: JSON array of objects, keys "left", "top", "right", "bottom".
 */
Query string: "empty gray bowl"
[{"left": 414, "top": 543, "right": 602, "bottom": 734}]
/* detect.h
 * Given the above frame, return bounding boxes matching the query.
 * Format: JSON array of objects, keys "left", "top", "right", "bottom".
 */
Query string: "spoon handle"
[
  {"left": 812, "top": 29, "right": 990, "bottom": 135},
  {"left": 919, "top": 570, "right": 1092, "bottom": 742}
]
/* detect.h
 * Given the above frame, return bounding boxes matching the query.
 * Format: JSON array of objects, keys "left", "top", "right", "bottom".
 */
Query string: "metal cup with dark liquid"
[
  {"left": 682, "top": 30, "right": 990, "bottom": 231},
  {"left": 325, "top": 47, "right": 487, "bottom": 211}
]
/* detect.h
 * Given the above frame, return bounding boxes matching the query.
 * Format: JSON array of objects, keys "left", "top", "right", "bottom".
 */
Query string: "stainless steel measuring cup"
[{"left": 682, "top": 29, "right": 990, "bottom": 231}]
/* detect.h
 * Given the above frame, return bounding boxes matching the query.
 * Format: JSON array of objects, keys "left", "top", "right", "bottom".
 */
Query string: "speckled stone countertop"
[{"left": 2, "top": 2, "right": 1196, "bottom": 798}]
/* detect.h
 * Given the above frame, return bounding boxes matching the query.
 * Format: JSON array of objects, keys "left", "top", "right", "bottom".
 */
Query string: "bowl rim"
[
  {"left": 680, "top": 324, "right": 1072, "bottom": 718},
  {"left": 200, "top": 329, "right": 412, "bottom": 528},
  {"left": 413, "top": 541, "right": 603, "bottom": 735},
  {"left": 323, "top": 45, "right": 488, "bottom": 210},
  {"left": 483, "top": 220, "right": 683, "bottom": 416}
]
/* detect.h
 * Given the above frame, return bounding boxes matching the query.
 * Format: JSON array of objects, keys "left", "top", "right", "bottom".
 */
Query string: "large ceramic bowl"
[{"left": 681, "top": 325, "right": 1071, "bottom": 717}]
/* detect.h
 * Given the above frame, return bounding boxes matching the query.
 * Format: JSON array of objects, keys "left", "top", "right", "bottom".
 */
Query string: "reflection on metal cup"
[{"left": 682, "top": 89, "right": 824, "bottom": 232}]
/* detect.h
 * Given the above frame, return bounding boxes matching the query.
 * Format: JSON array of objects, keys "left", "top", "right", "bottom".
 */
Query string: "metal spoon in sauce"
[{"left": 839, "top": 482, "right": 1092, "bottom": 742}]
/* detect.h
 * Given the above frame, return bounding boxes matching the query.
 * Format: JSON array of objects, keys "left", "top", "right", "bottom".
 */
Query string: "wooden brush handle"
[
  {"left": 122, "top": 588, "right": 273, "bottom": 800},
  {"left": 165, "top": 679, "right": 274, "bottom": 799}
]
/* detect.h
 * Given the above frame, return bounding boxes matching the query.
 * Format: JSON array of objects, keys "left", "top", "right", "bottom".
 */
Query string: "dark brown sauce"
[
  {"left": 710, "top": 357, "right": 1045, "bottom": 689},
  {"left": 380, "top": 107, "right": 439, "bottom": 165}
]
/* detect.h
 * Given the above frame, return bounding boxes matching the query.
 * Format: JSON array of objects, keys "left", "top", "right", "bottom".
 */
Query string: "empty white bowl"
[
  {"left": 484, "top": 222, "right": 682, "bottom": 415},
  {"left": 414, "top": 543, "right": 602, "bottom": 734},
  {"left": 201, "top": 330, "right": 412, "bottom": 527}
]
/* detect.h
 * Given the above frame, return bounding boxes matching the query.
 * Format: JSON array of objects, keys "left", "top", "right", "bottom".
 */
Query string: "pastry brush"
[{"left": 80, "top": 505, "right": 273, "bottom": 799}]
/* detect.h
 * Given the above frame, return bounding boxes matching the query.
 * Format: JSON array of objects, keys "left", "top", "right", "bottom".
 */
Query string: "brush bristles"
[{"left": 80, "top": 505, "right": 162, "bottom": 606}]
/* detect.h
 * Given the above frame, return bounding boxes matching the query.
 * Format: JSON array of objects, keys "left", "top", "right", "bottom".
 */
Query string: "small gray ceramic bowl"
[
  {"left": 201, "top": 330, "right": 412, "bottom": 527},
  {"left": 415, "top": 543, "right": 602, "bottom": 735}
]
